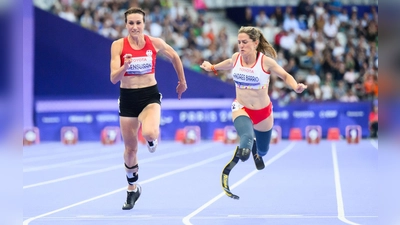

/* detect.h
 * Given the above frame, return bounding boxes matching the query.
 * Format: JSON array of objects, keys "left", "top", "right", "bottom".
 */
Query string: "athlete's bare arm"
[
  {"left": 110, "top": 39, "right": 132, "bottom": 84},
  {"left": 149, "top": 36, "right": 187, "bottom": 99},
  {"left": 149, "top": 37, "right": 186, "bottom": 84},
  {"left": 263, "top": 56, "right": 307, "bottom": 93},
  {"left": 200, "top": 52, "right": 239, "bottom": 72}
]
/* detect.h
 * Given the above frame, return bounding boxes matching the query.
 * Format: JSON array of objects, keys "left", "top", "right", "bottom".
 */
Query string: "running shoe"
[
  {"left": 147, "top": 139, "right": 158, "bottom": 153},
  {"left": 122, "top": 184, "right": 142, "bottom": 210}
]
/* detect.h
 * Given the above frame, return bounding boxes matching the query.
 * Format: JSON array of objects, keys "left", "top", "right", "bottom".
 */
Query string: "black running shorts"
[{"left": 119, "top": 84, "right": 162, "bottom": 117}]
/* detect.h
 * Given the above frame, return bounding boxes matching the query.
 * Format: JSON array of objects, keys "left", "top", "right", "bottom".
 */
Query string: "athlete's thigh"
[
  {"left": 120, "top": 116, "right": 140, "bottom": 145},
  {"left": 138, "top": 103, "right": 161, "bottom": 130},
  {"left": 253, "top": 112, "right": 274, "bottom": 131},
  {"left": 232, "top": 109, "right": 249, "bottom": 121}
]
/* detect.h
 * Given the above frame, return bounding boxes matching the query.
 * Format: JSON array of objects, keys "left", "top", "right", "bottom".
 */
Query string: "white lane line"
[
  {"left": 23, "top": 143, "right": 218, "bottom": 189},
  {"left": 23, "top": 143, "right": 99, "bottom": 157},
  {"left": 23, "top": 146, "right": 119, "bottom": 163},
  {"left": 23, "top": 142, "right": 183, "bottom": 173},
  {"left": 23, "top": 142, "right": 179, "bottom": 162},
  {"left": 182, "top": 142, "right": 296, "bottom": 225},
  {"left": 331, "top": 142, "right": 360, "bottom": 225},
  {"left": 226, "top": 215, "right": 377, "bottom": 219},
  {"left": 23, "top": 142, "right": 180, "bottom": 169},
  {"left": 24, "top": 165, "right": 121, "bottom": 189},
  {"left": 32, "top": 214, "right": 377, "bottom": 221},
  {"left": 23, "top": 150, "right": 233, "bottom": 225},
  {"left": 369, "top": 139, "right": 378, "bottom": 149},
  {"left": 23, "top": 144, "right": 110, "bottom": 162},
  {"left": 23, "top": 153, "right": 121, "bottom": 172}
]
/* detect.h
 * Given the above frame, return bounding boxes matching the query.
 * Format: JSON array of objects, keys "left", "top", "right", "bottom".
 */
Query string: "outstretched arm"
[
  {"left": 264, "top": 56, "right": 307, "bottom": 93},
  {"left": 200, "top": 53, "right": 239, "bottom": 74},
  {"left": 151, "top": 37, "right": 187, "bottom": 99}
]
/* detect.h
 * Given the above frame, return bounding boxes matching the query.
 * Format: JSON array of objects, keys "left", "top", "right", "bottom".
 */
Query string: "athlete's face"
[
  {"left": 237, "top": 33, "right": 258, "bottom": 56},
  {"left": 126, "top": 13, "right": 145, "bottom": 36}
]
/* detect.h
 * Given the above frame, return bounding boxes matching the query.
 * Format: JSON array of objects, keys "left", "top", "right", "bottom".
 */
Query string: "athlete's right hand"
[
  {"left": 200, "top": 61, "right": 212, "bottom": 72},
  {"left": 176, "top": 81, "right": 187, "bottom": 100},
  {"left": 123, "top": 54, "right": 132, "bottom": 69}
]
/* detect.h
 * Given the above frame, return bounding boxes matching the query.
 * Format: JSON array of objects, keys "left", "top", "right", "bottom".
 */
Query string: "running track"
[{"left": 23, "top": 139, "right": 378, "bottom": 225}]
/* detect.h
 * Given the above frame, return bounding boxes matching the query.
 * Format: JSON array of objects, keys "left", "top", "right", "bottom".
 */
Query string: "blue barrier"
[{"left": 35, "top": 99, "right": 371, "bottom": 141}]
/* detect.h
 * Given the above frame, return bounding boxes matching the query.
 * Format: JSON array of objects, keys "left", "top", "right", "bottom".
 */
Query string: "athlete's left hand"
[
  {"left": 294, "top": 83, "right": 307, "bottom": 93},
  {"left": 176, "top": 81, "right": 187, "bottom": 100}
]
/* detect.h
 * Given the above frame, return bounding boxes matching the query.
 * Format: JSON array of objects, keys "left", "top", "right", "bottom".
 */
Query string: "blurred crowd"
[{"left": 34, "top": 0, "right": 378, "bottom": 104}]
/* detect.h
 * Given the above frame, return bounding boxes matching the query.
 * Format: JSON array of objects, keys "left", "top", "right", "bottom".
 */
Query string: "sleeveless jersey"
[
  {"left": 121, "top": 35, "right": 157, "bottom": 76},
  {"left": 231, "top": 52, "right": 270, "bottom": 89}
]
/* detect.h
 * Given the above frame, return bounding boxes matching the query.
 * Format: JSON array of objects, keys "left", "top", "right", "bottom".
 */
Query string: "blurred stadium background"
[{"left": 25, "top": 0, "right": 378, "bottom": 143}]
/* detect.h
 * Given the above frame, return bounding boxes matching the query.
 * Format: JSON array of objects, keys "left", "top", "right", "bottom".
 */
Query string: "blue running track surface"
[{"left": 23, "top": 139, "right": 378, "bottom": 225}]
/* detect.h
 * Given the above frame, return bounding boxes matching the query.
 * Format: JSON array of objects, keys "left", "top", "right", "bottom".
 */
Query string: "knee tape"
[
  {"left": 233, "top": 116, "right": 255, "bottom": 150},
  {"left": 125, "top": 164, "right": 139, "bottom": 185},
  {"left": 254, "top": 129, "right": 272, "bottom": 156}
]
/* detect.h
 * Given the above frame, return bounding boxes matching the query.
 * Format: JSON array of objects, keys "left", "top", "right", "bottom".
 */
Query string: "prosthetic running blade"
[{"left": 221, "top": 147, "right": 240, "bottom": 200}]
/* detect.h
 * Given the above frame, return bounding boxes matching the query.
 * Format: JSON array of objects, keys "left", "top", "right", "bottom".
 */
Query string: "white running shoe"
[{"left": 147, "top": 139, "right": 158, "bottom": 153}]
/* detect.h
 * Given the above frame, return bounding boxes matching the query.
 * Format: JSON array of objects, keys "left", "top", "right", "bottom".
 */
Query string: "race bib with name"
[{"left": 126, "top": 56, "right": 153, "bottom": 75}]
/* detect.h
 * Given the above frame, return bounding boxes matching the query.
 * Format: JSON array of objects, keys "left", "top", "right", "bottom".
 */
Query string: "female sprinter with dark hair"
[{"left": 110, "top": 7, "right": 187, "bottom": 209}]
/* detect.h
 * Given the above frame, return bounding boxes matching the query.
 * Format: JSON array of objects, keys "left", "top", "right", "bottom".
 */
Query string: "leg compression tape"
[
  {"left": 233, "top": 116, "right": 254, "bottom": 150},
  {"left": 125, "top": 163, "right": 139, "bottom": 185},
  {"left": 254, "top": 129, "right": 272, "bottom": 157}
]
